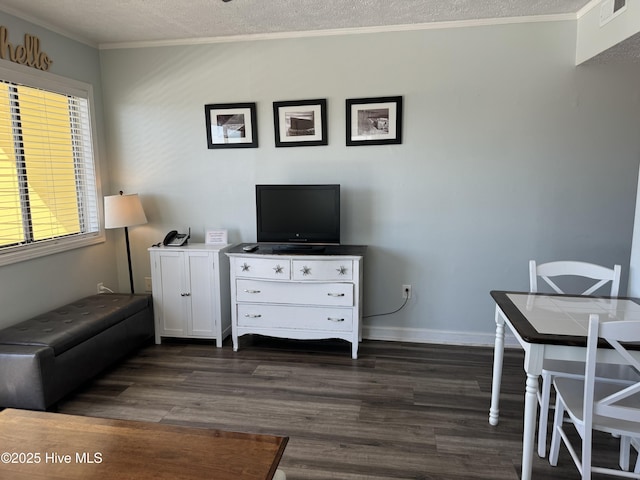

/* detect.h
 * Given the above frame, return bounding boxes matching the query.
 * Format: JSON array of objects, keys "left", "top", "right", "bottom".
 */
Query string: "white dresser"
[
  {"left": 148, "top": 243, "right": 231, "bottom": 347},
  {"left": 226, "top": 244, "right": 366, "bottom": 359}
]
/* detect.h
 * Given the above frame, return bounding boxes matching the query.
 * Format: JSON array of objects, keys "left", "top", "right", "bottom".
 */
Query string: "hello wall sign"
[{"left": 0, "top": 26, "right": 53, "bottom": 71}]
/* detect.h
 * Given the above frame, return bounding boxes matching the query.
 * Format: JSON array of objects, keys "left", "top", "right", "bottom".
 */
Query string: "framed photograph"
[
  {"left": 273, "top": 99, "right": 327, "bottom": 147},
  {"left": 204, "top": 102, "right": 258, "bottom": 149},
  {"left": 345, "top": 96, "right": 403, "bottom": 146}
]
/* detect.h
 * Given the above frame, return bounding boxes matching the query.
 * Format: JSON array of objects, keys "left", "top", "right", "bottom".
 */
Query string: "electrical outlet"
[
  {"left": 97, "top": 282, "right": 104, "bottom": 294},
  {"left": 402, "top": 284, "right": 412, "bottom": 299},
  {"left": 145, "top": 276, "right": 152, "bottom": 292}
]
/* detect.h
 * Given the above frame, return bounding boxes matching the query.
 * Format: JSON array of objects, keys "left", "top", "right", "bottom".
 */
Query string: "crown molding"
[
  {"left": 576, "top": 0, "right": 601, "bottom": 18},
  {"left": 99, "top": 13, "right": 577, "bottom": 50},
  {"left": 0, "top": 6, "right": 98, "bottom": 48},
  {"left": 0, "top": 6, "right": 578, "bottom": 51}
]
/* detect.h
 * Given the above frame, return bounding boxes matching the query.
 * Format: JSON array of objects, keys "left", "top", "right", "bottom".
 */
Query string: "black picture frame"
[
  {"left": 204, "top": 102, "right": 258, "bottom": 149},
  {"left": 345, "top": 96, "right": 403, "bottom": 146},
  {"left": 273, "top": 99, "right": 327, "bottom": 147}
]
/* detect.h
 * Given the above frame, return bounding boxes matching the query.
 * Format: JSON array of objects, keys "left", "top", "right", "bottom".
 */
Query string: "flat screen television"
[{"left": 256, "top": 184, "right": 340, "bottom": 245}]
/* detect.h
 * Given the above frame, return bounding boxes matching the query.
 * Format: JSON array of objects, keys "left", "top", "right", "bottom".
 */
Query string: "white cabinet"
[
  {"left": 149, "top": 244, "right": 231, "bottom": 347},
  {"left": 227, "top": 244, "right": 366, "bottom": 359}
]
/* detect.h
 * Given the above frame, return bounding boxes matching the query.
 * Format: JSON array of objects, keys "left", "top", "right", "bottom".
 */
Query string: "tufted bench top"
[{"left": 0, "top": 294, "right": 151, "bottom": 356}]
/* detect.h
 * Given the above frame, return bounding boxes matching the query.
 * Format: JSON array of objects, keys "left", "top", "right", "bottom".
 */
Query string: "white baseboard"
[{"left": 362, "top": 325, "right": 520, "bottom": 348}]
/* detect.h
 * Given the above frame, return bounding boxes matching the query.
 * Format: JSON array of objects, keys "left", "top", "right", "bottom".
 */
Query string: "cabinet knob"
[
  {"left": 241, "top": 263, "right": 251, "bottom": 272},
  {"left": 180, "top": 293, "right": 191, "bottom": 297},
  {"left": 244, "top": 314, "right": 262, "bottom": 318},
  {"left": 327, "top": 317, "right": 345, "bottom": 322},
  {"left": 337, "top": 266, "right": 348, "bottom": 275},
  {"left": 244, "top": 289, "right": 261, "bottom": 294},
  {"left": 327, "top": 293, "right": 345, "bottom": 297},
  {"left": 273, "top": 265, "right": 284, "bottom": 274},
  {"left": 300, "top": 266, "right": 311, "bottom": 276}
]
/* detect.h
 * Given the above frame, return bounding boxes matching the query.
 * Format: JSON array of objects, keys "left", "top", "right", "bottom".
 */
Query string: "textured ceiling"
[
  {"left": 0, "top": 0, "right": 637, "bottom": 63},
  {"left": 587, "top": 31, "right": 640, "bottom": 64},
  {"left": 0, "top": 0, "right": 593, "bottom": 46}
]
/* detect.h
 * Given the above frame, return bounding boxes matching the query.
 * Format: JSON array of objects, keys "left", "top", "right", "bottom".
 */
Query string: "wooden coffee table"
[{"left": 0, "top": 409, "right": 288, "bottom": 479}]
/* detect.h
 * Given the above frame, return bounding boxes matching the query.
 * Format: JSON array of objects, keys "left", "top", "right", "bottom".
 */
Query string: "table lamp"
[{"left": 104, "top": 191, "right": 147, "bottom": 294}]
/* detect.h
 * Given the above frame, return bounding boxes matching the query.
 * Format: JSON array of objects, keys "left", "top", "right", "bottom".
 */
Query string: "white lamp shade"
[{"left": 104, "top": 193, "right": 147, "bottom": 229}]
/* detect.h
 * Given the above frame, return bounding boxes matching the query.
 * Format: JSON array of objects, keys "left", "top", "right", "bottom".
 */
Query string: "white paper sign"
[{"left": 205, "top": 229, "right": 228, "bottom": 245}]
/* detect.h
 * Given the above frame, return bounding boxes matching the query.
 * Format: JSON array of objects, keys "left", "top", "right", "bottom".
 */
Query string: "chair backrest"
[
  {"left": 584, "top": 315, "right": 640, "bottom": 429},
  {"left": 529, "top": 260, "right": 621, "bottom": 296}
]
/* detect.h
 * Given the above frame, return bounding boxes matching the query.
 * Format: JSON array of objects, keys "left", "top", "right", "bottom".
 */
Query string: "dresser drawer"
[
  {"left": 291, "top": 259, "right": 353, "bottom": 281},
  {"left": 236, "top": 279, "right": 353, "bottom": 306},
  {"left": 237, "top": 304, "right": 353, "bottom": 331},
  {"left": 232, "top": 257, "right": 291, "bottom": 279}
]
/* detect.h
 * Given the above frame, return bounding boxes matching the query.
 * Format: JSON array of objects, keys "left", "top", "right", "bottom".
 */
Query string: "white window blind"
[{"left": 0, "top": 63, "right": 102, "bottom": 266}]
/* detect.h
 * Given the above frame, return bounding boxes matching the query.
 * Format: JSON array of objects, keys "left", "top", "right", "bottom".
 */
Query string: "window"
[{"left": 0, "top": 63, "right": 102, "bottom": 266}]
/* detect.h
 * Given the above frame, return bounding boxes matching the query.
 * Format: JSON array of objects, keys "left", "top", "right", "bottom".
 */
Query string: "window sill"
[{"left": 0, "top": 232, "right": 106, "bottom": 267}]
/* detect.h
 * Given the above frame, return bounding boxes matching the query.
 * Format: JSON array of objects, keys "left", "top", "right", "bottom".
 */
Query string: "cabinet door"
[
  {"left": 157, "top": 251, "right": 187, "bottom": 336},
  {"left": 186, "top": 252, "right": 215, "bottom": 336}
]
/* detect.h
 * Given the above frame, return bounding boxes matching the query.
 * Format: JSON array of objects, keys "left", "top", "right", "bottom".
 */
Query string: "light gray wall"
[
  {"left": 629, "top": 166, "right": 640, "bottom": 296},
  {"left": 99, "top": 20, "right": 640, "bottom": 344},
  {"left": 0, "top": 13, "right": 117, "bottom": 327},
  {"left": 1, "top": 13, "right": 638, "bottom": 343}
]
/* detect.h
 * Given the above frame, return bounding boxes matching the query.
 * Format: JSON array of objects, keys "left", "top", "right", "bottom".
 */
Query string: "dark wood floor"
[{"left": 57, "top": 337, "right": 632, "bottom": 479}]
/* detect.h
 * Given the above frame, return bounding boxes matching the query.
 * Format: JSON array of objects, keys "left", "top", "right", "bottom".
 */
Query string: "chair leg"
[
  {"left": 538, "top": 371, "right": 553, "bottom": 457},
  {"left": 581, "top": 425, "right": 593, "bottom": 480},
  {"left": 633, "top": 438, "right": 640, "bottom": 473},
  {"left": 549, "top": 395, "right": 565, "bottom": 466},
  {"left": 620, "top": 436, "right": 631, "bottom": 471}
]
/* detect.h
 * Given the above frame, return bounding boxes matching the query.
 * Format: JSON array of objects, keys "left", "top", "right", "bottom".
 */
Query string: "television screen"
[{"left": 256, "top": 184, "right": 340, "bottom": 244}]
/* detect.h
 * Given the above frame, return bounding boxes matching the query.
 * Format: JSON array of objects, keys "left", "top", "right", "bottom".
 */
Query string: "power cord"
[{"left": 363, "top": 287, "right": 411, "bottom": 319}]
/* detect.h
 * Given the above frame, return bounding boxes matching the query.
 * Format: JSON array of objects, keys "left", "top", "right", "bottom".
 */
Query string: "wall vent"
[{"left": 600, "top": 0, "right": 627, "bottom": 26}]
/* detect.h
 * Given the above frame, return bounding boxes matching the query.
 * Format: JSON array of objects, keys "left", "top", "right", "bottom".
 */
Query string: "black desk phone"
[{"left": 163, "top": 229, "right": 189, "bottom": 247}]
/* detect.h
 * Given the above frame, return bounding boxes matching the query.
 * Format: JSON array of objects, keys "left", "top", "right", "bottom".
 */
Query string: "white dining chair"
[
  {"left": 529, "top": 260, "right": 621, "bottom": 297},
  {"left": 549, "top": 314, "right": 640, "bottom": 479},
  {"left": 529, "top": 260, "right": 639, "bottom": 458}
]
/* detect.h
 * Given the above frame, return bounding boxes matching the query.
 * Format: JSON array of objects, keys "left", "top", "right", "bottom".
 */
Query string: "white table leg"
[
  {"left": 520, "top": 342, "right": 544, "bottom": 480},
  {"left": 521, "top": 372, "right": 539, "bottom": 480},
  {"left": 489, "top": 306, "right": 505, "bottom": 426}
]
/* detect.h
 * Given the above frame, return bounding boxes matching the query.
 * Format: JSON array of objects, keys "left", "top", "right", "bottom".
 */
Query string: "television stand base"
[{"left": 226, "top": 244, "right": 366, "bottom": 358}]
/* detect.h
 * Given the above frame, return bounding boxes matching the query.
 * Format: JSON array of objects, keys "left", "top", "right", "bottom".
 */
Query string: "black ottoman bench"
[{"left": 0, "top": 293, "right": 153, "bottom": 411}]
